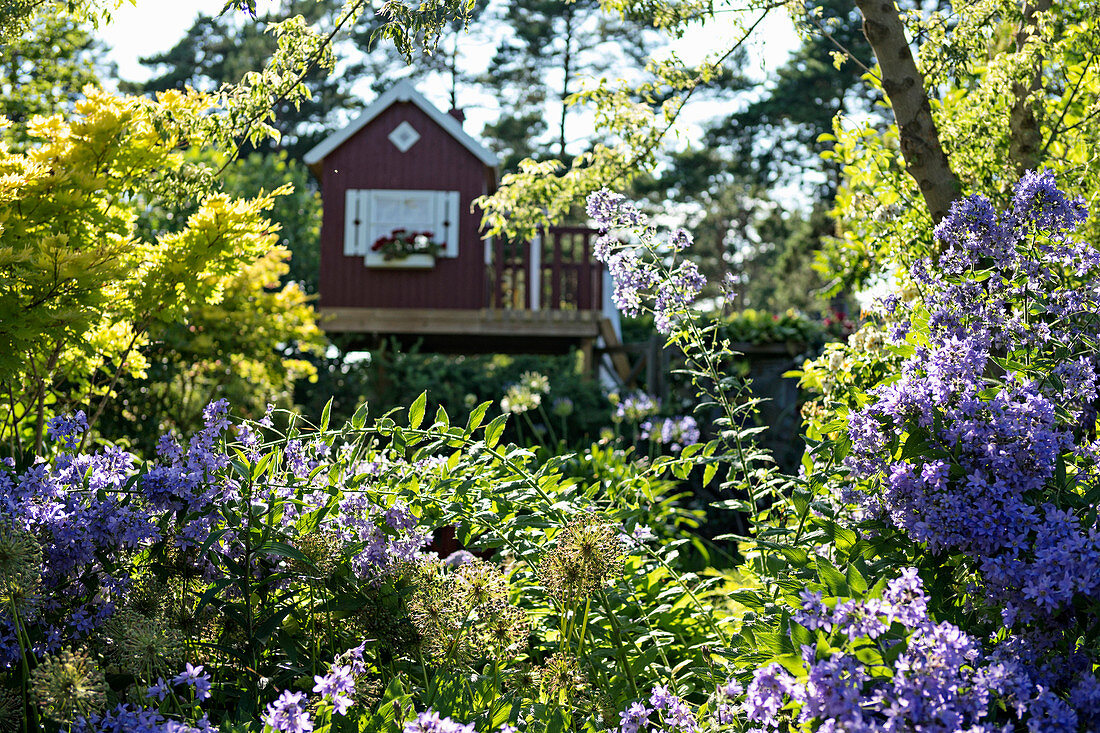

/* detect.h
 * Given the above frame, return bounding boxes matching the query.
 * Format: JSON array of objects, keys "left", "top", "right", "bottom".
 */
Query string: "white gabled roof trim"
[{"left": 304, "top": 79, "right": 500, "bottom": 168}]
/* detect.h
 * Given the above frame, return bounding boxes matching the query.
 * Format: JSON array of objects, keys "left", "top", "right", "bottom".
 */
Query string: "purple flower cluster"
[
  {"left": 586, "top": 190, "right": 707, "bottom": 332},
  {"left": 640, "top": 415, "right": 700, "bottom": 452},
  {"left": 77, "top": 663, "right": 219, "bottom": 732},
  {"left": 747, "top": 570, "right": 1024, "bottom": 732},
  {"left": 172, "top": 663, "right": 213, "bottom": 702},
  {"left": 652, "top": 261, "right": 706, "bottom": 334},
  {"left": 0, "top": 414, "right": 170, "bottom": 663},
  {"left": 586, "top": 188, "right": 648, "bottom": 231},
  {"left": 615, "top": 677, "right": 744, "bottom": 733},
  {"left": 613, "top": 392, "right": 659, "bottom": 423},
  {"left": 617, "top": 684, "right": 700, "bottom": 733},
  {"left": 333, "top": 495, "right": 429, "bottom": 583},
  {"left": 403, "top": 710, "right": 476, "bottom": 733},
  {"left": 74, "top": 706, "right": 218, "bottom": 733},
  {"left": 264, "top": 690, "right": 313, "bottom": 733},
  {"left": 46, "top": 410, "right": 88, "bottom": 449},
  {"left": 844, "top": 174, "right": 1100, "bottom": 634},
  {"left": 313, "top": 663, "right": 356, "bottom": 715}
]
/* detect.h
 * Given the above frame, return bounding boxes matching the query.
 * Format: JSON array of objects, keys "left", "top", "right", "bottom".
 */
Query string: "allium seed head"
[{"left": 31, "top": 650, "right": 108, "bottom": 724}]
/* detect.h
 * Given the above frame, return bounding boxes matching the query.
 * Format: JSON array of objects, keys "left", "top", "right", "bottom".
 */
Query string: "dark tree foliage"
[
  {"left": 646, "top": 0, "right": 884, "bottom": 314},
  {"left": 480, "top": 0, "right": 663, "bottom": 172},
  {"left": 705, "top": 0, "right": 879, "bottom": 197},
  {"left": 0, "top": 9, "right": 113, "bottom": 138},
  {"left": 348, "top": 4, "right": 493, "bottom": 108},
  {"left": 131, "top": 0, "right": 362, "bottom": 159}
]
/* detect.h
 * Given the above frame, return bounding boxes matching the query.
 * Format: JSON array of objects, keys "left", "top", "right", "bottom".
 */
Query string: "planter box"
[{"left": 364, "top": 252, "right": 436, "bottom": 269}]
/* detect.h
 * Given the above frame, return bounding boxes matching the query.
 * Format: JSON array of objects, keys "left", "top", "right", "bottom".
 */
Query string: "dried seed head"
[
  {"left": 452, "top": 560, "right": 507, "bottom": 611},
  {"left": 507, "top": 663, "right": 540, "bottom": 695},
  {"left": 0, "top": 687, "right": 20, "bottom": 733},
  {"left": 540, "top": 653, "right": 587, "bottom": 700},
  {"left": 31, "top": 650, "right": 108, "bottom": 723},
  {"left": 294, "top": 531, "right": 342, "bottom": 575},
  {"left": 482, "top": 605, "right": 530, "bottom": 658},
  {"left": 538, "top": 515, "right": 625, "bottom": 603},
  {"left": 0, "top": 522, "right": 40, "bottom": 602},
  {"left": 103, "top": 609, "right": 186, "bottom": 676}
]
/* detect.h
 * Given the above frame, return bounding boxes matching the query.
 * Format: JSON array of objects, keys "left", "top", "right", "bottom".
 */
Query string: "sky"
[{"left": 97, "top": 1, "right": 800, "bottom": 147}]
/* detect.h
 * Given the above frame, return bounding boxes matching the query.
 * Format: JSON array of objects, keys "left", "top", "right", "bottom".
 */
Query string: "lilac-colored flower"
[
  {"left": 744, "top": 663, "right": 794, "bottom": 727},
  {"left": 313, "top": 664, "right": 355, "bottom": 698},
  {"left": 172, "top": 663, "right": 212, "bottom": 701},
  {"left": 792, "top": 590, "right": 831, "bottom": 632},
  {"left": 641, "top": 415, "right": 700, "bottom": 451},
  {"left": 403, "top": 710, "right": 476, "bottom": 733},
  {"left": 264, "top": 690, "right": 313, "bottom": 733},
  {"left": 146, "top": 678, "right": 169, "bottom": 701},
  {"left": 586, "top": 189, "right": 647, "bottom": 230},
  {"left": 47, "top": 411, "right": 88, "bottom": 449},
  {"left": 650, "top": 684, "right": 674, "bottom": 710},
  {"left": 669, "top": 228, "right": 693, "bottom": 251},
  {"left": 618, "top": 701, "right": 651, "bottom": 733}
]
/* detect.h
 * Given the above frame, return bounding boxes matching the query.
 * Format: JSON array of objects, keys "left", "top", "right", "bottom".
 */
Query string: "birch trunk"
[
  {"left": 853, "top": 0, "right": 960, "bottom": 223},
  {"left": 1009, "top": 0, "right": 1052, "bottom": 175}
]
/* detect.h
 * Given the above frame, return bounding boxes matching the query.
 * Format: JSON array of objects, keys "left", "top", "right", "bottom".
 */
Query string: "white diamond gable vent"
[{"left": 388, "top": 121, "right": 420, "bottom": 152}]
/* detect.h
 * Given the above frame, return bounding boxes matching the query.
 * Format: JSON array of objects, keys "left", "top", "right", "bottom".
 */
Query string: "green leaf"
[
  {"left": 408, "top": 391, "right": 427, "bottom": 430},
  {"left": 434, "top": 404, "right": 449, "bottom": 428},
  {"left": 258, "top": 541, "right": 310, "bottom": 565},
  {"left": 703, "top": 462, "right": 718, "bottom": 488},
  {"left": 251, "top": 451, "right": 274, "bottom": 482},
  {"left": 846, "top": 563, "right": 868, "bottom": 594},
  {"left": 779, "top": 545, "right": 810, "bottom": 567},
  {"left": 351, "top": 403, "right": 368, "bottom": 430},
  {"left": 490, "top": 700, "right": 514, "bottom": 729},
  {"left": 465, "top": 401, "right": 490, "bottom": 435},
  {"left": 320, "top": 397, "right": 332, "bottom": 432},
  {"left": 484, "top": 414, "right": 508, "bottom": 448},
  {"left": 790, "top": 620, "right": 814, "bottom": 649},
  {"left": 815, "top": 556, "right": 849, "bottom": 596}
]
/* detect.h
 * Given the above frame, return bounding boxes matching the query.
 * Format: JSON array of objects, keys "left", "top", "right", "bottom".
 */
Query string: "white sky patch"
[
  {"left": 99, "top": 1, "right": 799, "bottom": 149},
  {"left": 100, "top": 1, "right": 279, "bottom": 82}
]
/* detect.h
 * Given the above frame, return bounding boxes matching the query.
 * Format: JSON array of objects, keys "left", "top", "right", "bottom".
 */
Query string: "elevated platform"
[{"left": 319, "top": 307, "right": 603, "bottom": 355}]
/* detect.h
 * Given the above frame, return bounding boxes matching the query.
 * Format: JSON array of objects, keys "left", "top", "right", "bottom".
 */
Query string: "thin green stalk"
[
  {"left": 521, "top": 411, "right": 548, "bottom": 450},
  {"left": 536, "top": 404, "right": 559, "bottom": 446},
  {"left": 7, "top": 596, "right": 32, "bottom": 733},
  {"left": 486, "top": 658, "right": 503, "bottom": 726},
  {"left": 639, "top": 238, "right": 766, "bottom": 543},
  {"left": 599, "top": 590, "right": 639, "bottom": 699},
  {"left": 638, "top": 543, "right": 728, "bottom": 646},
  {"left": 574, "top": 597, "right": 592, "bottom": 658}
]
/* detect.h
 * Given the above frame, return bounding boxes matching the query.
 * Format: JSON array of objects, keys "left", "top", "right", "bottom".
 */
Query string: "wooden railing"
[{"left": 491, "top": 226, "right": 603, "bottom": 311}]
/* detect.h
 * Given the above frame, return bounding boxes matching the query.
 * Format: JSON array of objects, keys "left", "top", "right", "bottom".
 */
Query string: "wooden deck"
[{"left": 319, "top": 307, "right": 604, "bottom": 355}]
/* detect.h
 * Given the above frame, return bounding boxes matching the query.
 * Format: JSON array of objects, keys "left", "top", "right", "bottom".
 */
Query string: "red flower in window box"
[{"left": 370, "top": 228, "right": 442, "bottom": 261}]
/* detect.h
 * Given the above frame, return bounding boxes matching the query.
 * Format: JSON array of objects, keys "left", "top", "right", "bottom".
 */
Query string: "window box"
[{"left": 366, "top": 253, "right": 436, "bottom": 269}]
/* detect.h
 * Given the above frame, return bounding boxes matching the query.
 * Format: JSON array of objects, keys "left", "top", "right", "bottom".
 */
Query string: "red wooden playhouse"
[{"left": 304, "top": 80, "right": 620, "bottom": 361}]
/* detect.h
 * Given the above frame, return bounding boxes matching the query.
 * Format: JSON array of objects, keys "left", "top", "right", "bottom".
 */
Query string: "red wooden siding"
[{"left": 317, "top": 102, "right": 492, "bottom": 310}]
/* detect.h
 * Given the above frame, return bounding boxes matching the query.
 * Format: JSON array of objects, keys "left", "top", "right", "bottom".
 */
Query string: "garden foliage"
[
  {"left": 8, "top": 2, "right": 1100, "bottom": 732},
  {"left": 11, "top": 169, "right": 1100, "bottom": 732}
]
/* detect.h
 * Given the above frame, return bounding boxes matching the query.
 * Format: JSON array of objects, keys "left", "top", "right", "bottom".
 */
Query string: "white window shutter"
[
  {"left": 435, "top": 190, "right": 460, "bottom": 258},
  {"left": 343, "top": 189, "right": 360, "bottom": 256},
  {"left": 357, "top": 191, "right": 372, "bottom": 255},
  {"left": 343, "top": 190, "right": 373, "bottom": 256}
]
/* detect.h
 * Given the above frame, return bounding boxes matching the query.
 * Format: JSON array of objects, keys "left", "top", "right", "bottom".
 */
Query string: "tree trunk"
[
  {"left": 1008, "top": 0, "right": 1052, "bottom": 176},
  {"left": 853, "top": 0, "right": 960, "bottom": 223},
  {"left": 559, "top": 7, "right": 573, "bottom": 158}
]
